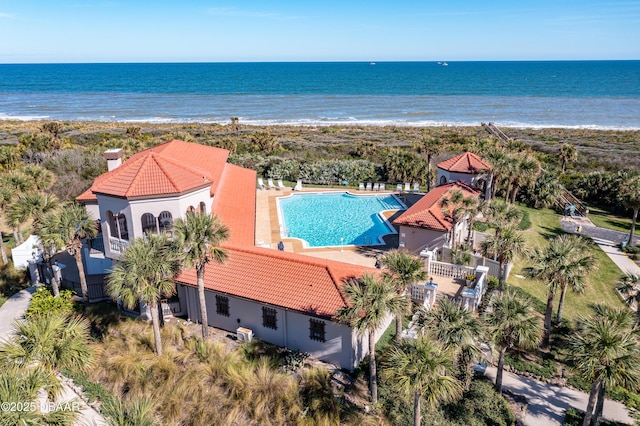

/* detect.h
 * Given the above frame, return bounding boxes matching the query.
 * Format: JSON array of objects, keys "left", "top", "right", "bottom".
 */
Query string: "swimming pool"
[{"left": 277, "top": 192, "right": 406, "bottom": 248}]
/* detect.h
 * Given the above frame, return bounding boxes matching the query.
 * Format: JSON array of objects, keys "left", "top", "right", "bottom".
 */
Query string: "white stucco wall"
[
  {"left": 179, "top": 284, "right": 378, "bottom": 371},
  {"left": 398, "top": 225, "right": 447, "bottom": 253}
]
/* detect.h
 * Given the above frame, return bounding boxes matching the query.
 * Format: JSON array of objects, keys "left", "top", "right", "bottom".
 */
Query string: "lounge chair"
[
  {"left": 404, "top": 182, "right": 411, "bottom": 192},
  {"left": 268, "top": 178, "right": 277, "bottom": 190},
  {"left": 278, "top": 179, "right": 287, "bottom": 190},
  {"left": 396, "top": 183, "right": 402, "bottom": 192},
  {"left": 257, "top": 177, "right": 265, "bottom": 190},
  {"left": 413, "top": 182, "right": 420, "bottom": 192},
  {"left": 359, "top": 183, "right": 365, "bottom": 191},
  {"left": 379, "top": 183, "right": 385, "bottom": 191},
  {"left": 366, "top": 182, "right": 372, "bottom": 191},
  {"left": 373, "top": 183, "right": 379, "bottom": 191},
  {"left": 293, "top": 179, "right": 303, "bottom": 191}
]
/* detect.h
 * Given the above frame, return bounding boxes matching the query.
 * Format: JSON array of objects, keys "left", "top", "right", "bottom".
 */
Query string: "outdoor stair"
[{"left": 482, "top": 121, "right": 589, "bottom": 217}]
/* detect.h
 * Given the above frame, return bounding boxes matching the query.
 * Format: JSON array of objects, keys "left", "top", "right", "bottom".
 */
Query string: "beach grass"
[{"left": 508, "top": 204, "right": 625, "bottom": 322}]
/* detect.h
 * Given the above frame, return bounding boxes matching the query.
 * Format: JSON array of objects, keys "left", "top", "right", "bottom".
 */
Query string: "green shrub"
[
  {"left": 564, "top": 407, "right": 629, "bottom": 426},
  {"left": 504, "top": 353, "right": 556, "bottom": 379},
  {"left": 486, "top": 276, "right": 499, "bottom": 292},
  {"left": 473, "top": 221, "right": 489, "bottom": 232},
  {"left": 25, "top": 287, "right": 75, "bottom": 318}
]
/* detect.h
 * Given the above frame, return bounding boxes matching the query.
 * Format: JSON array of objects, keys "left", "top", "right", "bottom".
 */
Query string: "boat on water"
[
  {"left": 370, "top": 62, "right": 376, "bottom": 65},
  {"left": 442, "top": 61, "right": 448, "bottom": 66}
]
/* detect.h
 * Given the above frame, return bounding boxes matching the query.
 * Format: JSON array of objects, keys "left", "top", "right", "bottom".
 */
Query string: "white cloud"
[{"left": 0, "top": 12, "right": 15, "bottom": 19}]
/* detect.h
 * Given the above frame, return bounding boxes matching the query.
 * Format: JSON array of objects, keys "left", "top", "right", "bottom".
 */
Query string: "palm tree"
[
  {"left": 509, "top": 154, "right": 541, "bottom": 204},
  {"left": 381, "top": 337, "right": 462, "bottom": 426},
  {"left": 484, "top": 288, "right": 541, "bottom": 393},
  {"left": 439, "top": 188, "right": 478, "bottom": 248},
  {"left": 527, "top": 235, "right": 595, "bottom": 347},
  {"left": 107, "top": 233, "right": 181, "bottom": 356},
  {"left": 380, "top": 249, "right": 427, "bottom": 340},
  {"left": 560, "top": 143, "right": 578, "bottom": 173},
  {"left": 617, "top": 273, "right": 640, "bottom": 326},
  {"left": 0, "top": 187, "right": 12, "bottom": 264},
  {"left": 0, "top": 313, "right": 93, "bottom": 372},
  {"left": 173, "top": 212, "right": 229, "bottom": 339},
  {"left": 481, "top": 225, "right": 527, "bottom": 291},
  {"left": 37, "top": 204, "right": 97, "bottom": 305},
  {"left": 336, "top": 273, "right": 407, "bottom": 403},
  {"left": 568, "top": 305, "right": 640, "bottom": 426},
  {"left": 419, "top": 299, "right": 485, "bottom": 390},
  {"left": 619, "top": 175, "right": 640, "bottom": 246},
  {"left": 412, "top": 136, "right": 445, "bottom": 191},
  {"left": 7, "top": 192, "right": 59, "bottom": 244}
]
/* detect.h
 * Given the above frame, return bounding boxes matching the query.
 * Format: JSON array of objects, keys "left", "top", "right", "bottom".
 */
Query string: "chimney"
[{"left": 104, "top": 148, "right": 123, "bottom": 171}]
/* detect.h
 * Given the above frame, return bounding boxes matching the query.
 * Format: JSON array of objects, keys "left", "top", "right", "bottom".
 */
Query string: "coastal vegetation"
[{"left": 0, "top": 120, "right": 639, "bottom": 423}]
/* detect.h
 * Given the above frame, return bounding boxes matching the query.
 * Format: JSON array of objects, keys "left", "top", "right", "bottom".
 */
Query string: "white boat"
[
  {"left": 370, "top": 62, "right": 376, "bottom": 65},
  {"left": 442, "top": 61, "right": 448, "bottom": 66}
]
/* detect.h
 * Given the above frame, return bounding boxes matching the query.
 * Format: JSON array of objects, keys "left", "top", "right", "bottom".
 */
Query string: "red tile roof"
[
  {"left": 213, "top": 164, "right": 256, "bottom": 247},
  {"left": 394, "top": 182, "right": 480, "bottom": 231},
  {"left": 176, "top": 246, "right": 379, "bottom": 318},
  {"left": 76, "top": 140, "right": 230, "bottom": 200},
  {"left": 437, "top": 152, "right": 491, "bottom": 174}
]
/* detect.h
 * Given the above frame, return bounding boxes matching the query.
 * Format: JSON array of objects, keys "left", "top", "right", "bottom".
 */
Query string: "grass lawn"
[
  {"left": 508, "top": 204, "right": 626, "bottom": 322},
  {"left": 586, "top": 205, "right": 633, "bottom": 234},
  {"left": 0, "top": 295, "right": 7, "bottom": 308}
]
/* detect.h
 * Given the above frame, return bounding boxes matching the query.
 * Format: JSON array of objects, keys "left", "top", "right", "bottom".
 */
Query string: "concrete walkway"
[
  {"left": 485, "top": 366, "right": 634, "bottom": 425},
  {"left": 0, "top": 286, "right": 108, "bottom": 426}
]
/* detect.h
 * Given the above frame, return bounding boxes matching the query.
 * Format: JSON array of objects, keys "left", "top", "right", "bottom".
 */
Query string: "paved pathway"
[
  {"left": 0, "top": 286, "right": 108, "bottom": 426},
  {"left": 560, "top": 217, "right": 639, "bottom": 246},
  {"left": 484, "top": 366, "right": 634, "bottom": 426}
]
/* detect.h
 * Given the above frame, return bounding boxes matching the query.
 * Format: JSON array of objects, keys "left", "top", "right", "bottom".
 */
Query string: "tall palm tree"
[
  {"left": 412, "top": 136, "right": 445, "bottom": 191},
  {"left": 0, "top": 187, "right": 12, "bottom": 264},
  {"left": 527, "top": 235, "right": 595, "bottom": 347},
  {"left": 481, "top": 225, "right": 527, "bottom": 291},
  {"left": 173, "top": 212, "right": 229, "bottom": 339},
  {"left": 337, "top": 273, "right": 407, "bottom": 403},
  {"left": 509, "top": 154, "right": 541, "bottom": 204},
  {"left": 619, "top": 175, "right": 640, "bottom": 246},
  {"left": 37, "top": 204, "right": 97, "bottom": 305},
  {"left": 7, "top": 192, "right": 59, "bottom": 244},
  {"left": 380, "top": 249, "right": 427, "bottom": 340},
  {"left": 617, "top": 273, "right": 640, "bottom": 326},
  {"left": 483, "top": 288, "right": 541, "bottom": 393},
  {"left": 439, "top": 188, "right": 478, "bottom": 248},
  {"left": 419, "top": 299, "right": 485, "bottom": 390},
  {"left": 381, "top": 337, "right": 462, "bottom": 426},
  {"left": 107, "top": 233, "right": 181, "bottom": 356},
  {"left": 559, "top": 143, "right": 578, "bottom": 173},
  {"left": 568, "top": 305, "right": 640, "bottom": 426}
]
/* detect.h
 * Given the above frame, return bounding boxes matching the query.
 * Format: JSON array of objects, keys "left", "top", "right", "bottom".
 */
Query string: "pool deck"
[
  {"left": 254, "top": 186, "right": 466, "bottom": 299},
  {"left": 255, "top": 186, "right": 419, "bottom": 268}
]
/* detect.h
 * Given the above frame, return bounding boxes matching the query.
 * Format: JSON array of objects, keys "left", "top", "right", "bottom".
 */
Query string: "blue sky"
[{"left": 0, "top": 0, "right": 638, "bottom": 63}]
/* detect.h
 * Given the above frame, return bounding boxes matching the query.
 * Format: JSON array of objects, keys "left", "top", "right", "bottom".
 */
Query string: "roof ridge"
[
  {"left": 325, "top": 266, "right": 349, "bottom": 306},
  {"left": 123, "top": 154, "right": 153, "bottom": 196},
  {"left": 150, "top": 152, "right": 187, "bottom": 192}
]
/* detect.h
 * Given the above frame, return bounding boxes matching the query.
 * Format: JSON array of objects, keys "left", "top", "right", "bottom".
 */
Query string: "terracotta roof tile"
[
  {"left": 76, "top": 140, "right": 229, "bottom": 200},
  {"left": 176, "top": 246, "right": 379, "bottom": 318},
  {"left": 437, "top": 152, "right": 491, "bottom": 174},
  {"left": 394, "top": 182, "right": 480, "bottom": 231},
  {"left": 213, "top": 164, "right": 256, "bottom": 247}
]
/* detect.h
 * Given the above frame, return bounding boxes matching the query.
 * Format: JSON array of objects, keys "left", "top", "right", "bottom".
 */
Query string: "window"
[
  {"left": 440, "top": 176, "right": 447, "bottom": 185},
  {"left": 309, "top": 319, "right": 326, "bottom": 342},
  {"left": 262, "top": 307, "right": 277, "bottom": 329},
  {"left": 215, "top": 295, "right": 229, "bottom": 317}
]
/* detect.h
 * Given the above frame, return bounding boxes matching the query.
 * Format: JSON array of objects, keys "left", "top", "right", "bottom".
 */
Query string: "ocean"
[{"left": 1, "top": 61, "right": 639, "bottom": 129}]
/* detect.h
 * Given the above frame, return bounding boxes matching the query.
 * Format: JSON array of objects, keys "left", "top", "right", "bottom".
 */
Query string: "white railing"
[
  {"left": 109, "top": 237, "right": 130, "bottom": 253},
  {"left": 429, "top": 260, "right": 475, "bottom": 279}
]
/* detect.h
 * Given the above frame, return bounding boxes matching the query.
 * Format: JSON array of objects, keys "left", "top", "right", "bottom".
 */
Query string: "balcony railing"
[{"left": 109, "top": 237, "right": 130, "bottom": 254}]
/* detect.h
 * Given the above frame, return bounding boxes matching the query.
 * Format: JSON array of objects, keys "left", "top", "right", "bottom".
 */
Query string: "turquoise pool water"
[{"left": 277, "top": 192, "right": 406, "bottom": 248}]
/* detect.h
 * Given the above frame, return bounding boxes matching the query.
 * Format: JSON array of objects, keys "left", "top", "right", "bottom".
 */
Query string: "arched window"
[
  {"left": 440, "top": 176, "right": 447, "bottom": 185},
  {"left": 108, "top": 210, "right": 129, "bottom": 240},
  {"left": 141, "top": 213, "right": 156, "bottom": 235},
  {"left": 187, "top": 206, "right": 196, "bottom": 214},
  {"left": 199, "top": 201, "right": 207, "bottom": 215},
  {"left": 158, "top": 211, "right": 173, "bottom": 232}
]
